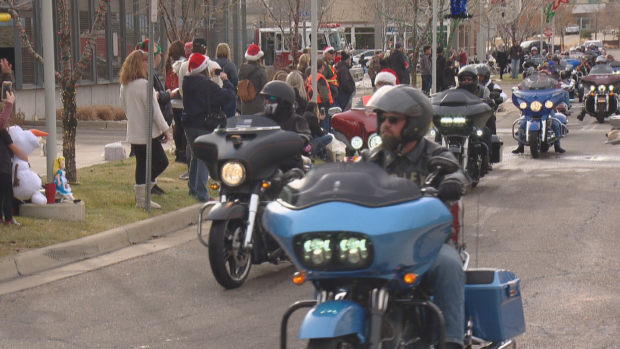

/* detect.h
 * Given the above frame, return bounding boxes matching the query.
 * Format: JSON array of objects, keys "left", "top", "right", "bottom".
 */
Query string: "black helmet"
[
  {"left": 457, "top": 66, "right": 479, "bottom": 94},
  {"left": 259, "top": 80, "right": 296, "bottom": 105},
  {"left": 366, "top": 85, "right": 432, "bottom": 143},
  {"left": 476, "top": 64, "right": 491, "bottom": 83}
]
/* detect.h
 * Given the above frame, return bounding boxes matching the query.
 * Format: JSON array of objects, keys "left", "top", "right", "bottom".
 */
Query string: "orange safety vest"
[
  {"left": 306, "top": 73, "right": 334, "bottom": 105},
  {"left": 325, "top": 62, "right": 339, "bottom": 87}
]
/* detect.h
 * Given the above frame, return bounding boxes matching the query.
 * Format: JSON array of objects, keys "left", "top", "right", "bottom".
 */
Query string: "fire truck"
[{"left": 255, "top": 23, "right": 346, "bottom": 68}]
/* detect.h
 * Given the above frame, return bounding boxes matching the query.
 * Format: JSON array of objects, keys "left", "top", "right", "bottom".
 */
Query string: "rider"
[
  {"left": 362, "top": 85, "right": 468, "bottom": 349},
  {"left": 258, "top": 81, "right": 315, "bottom": 172},
  {"left": 513, "top": 71, "right": 566, "bottom": 153},
  {"left": 455, "top": 66, "right": 495, "bottom": 172},
  {"left": 577, "top": 56, "right": 609, "bottom": 121},
  {"left": 477, "top": 64, "right": 507, "bottom": 135}
]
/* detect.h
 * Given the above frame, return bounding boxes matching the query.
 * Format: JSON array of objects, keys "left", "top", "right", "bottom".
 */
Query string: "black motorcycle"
[
  {"left": 432, "top": 89, "right": 503, "bottom": 187},
  {"left": 193, "top": 115, "right": 308, "bottom": 289}
]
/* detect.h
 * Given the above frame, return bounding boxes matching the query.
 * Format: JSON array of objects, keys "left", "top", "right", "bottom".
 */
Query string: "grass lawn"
[{"left": 0, "top": 154, "right": 206, "bottom": 258}]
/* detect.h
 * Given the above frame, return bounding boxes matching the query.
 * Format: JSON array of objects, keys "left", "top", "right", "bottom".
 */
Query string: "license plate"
[{"left": 598, "top": 97, "right": 606, "bottom": 103}]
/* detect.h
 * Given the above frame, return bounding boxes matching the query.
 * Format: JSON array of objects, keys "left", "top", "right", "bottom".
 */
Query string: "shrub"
[
  {"left": 56, "top": 106, "right": 126, "bottom": 121},
  {"left": 9, "top": 109, "right": 25, "bottom": 126},
  {"left": 580, "top": 30, "right": 592, "bottom": 40}
]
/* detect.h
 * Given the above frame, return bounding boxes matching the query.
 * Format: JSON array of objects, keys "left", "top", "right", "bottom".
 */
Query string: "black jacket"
[
  {"left": 153, "top": 72, "right": 172, "bottom": 125},
  {"left": 443, "top": 67, "right": 457, "bottom": 89},
  {"left": 362, "top": 138, "right": 469, "bottom": 193},
  {"left": 390, "top": 50, "right": 409, "bottom": 84},
  {"left": 436, "top": 55, "right": 447, "bottom": 91},
  {"left": 335, "top": 61, "right": 356, "bottom": 95},
  {"left": 181, "top": 75, "right": 236, "bottom": 129},
  {"left": 303, "top": 111, "right": 327, "bottom": 138},
  {"left": 294, "top": 92, "right": 308, "bottom": 116},
  {"left": 496, "top": 50, "right": 509, "bottom": 66}
]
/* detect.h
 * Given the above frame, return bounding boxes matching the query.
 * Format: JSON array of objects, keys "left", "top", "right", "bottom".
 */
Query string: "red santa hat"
[
  {"left": 245, "top": 44, "right": 264, "bottom": 61},
  {"left": 188, "top": 53, "right": 208, "bottom": 75},
  {"left": 323, "top": 46, "right": 335, "bottom": 54},
  {"left": 375, "top": 69, "right": 399, "bottom": 86}
]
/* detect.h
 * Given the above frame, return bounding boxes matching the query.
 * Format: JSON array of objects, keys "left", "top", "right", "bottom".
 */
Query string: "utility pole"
[
  {"left": 432, "top": 0, "right": 437, "bottom": 93},
  {"left": 311, "top": 0, "right": 317, "bottom": 103},
  {"left": 41, "top": 0, "right": 56, "bottom": 184},
  {"left": 145, "top": 0, "right": 157, "bottom": 212}
]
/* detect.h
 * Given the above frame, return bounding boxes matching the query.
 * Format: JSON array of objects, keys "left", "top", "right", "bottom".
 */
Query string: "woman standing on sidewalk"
[
  {"left": 120, "top": 50, "right": 171, "bottom": 210},
  {"left": 164, "top": 40, "right": 187, "bottom": 164},
  {"left": 214, "top": 43, "right": 239, "bottom": 118}
]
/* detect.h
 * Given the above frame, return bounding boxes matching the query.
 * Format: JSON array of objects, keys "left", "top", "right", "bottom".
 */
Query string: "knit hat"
[
  {"left": 395, "top": 42, "right": 402, "bottom": 49},
  {"left": 184, "top": 42, "right": 193, "bottom": 57},
  {"left": 323, "top": 46, "right": 335, "bottom": 54},
  {"left": 375, "top": 69, "right": 398, "bottom": 86},
  {"left": 188, "top": 53, "right": 208, "bottom": 75},
  {"left": 340, "top": 51, "right": 351, "bottom": 61},
  {"left": 245, "top": 44, "right": 264, "bottom": 61},
  {"left": 138, "top": 39, "right": 161, "bottom": 55}
]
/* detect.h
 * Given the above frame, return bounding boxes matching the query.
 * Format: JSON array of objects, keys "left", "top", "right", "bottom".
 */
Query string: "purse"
[{"left": 205, "top": 80, "right": 228, "bottom": 131}]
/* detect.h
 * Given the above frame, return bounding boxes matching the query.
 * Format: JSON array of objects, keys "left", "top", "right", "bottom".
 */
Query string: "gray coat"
[{"left": 238, "top": 62, "right": 268, "bottom": 115}]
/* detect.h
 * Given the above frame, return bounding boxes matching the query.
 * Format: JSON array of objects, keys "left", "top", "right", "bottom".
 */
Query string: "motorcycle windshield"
[
  {"left": 279, "top": 162, "right": 422, "bottom": 209},
  {"left": 224, "top": 115, "right": 279, "bottom": 129},
  {"left": 589, "top": 65, "right": 615, "bottom": 75},
  {"left": 431, "top": 89, "right": 493, "bottom": 134},
  {"left": 520, "top": 73, "right": 559, "bottom": 90}
]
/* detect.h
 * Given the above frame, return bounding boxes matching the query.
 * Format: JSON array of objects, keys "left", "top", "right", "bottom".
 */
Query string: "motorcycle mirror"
[
  {"left": 512, "top": 86, "right": 519, "bottom": 92},
  {"left": 428, "top": 155, "right": 460, "bottom": 175},
  {"left": 328, "top": 107, "right": 342, "bottom": 115}
]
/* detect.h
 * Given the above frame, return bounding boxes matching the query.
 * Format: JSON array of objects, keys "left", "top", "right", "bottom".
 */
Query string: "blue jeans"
[
  {"left": 314, "top": 134, "right": 334, "bottom": 155},
  {"left": 424, "top": 243, "right": 465, "bottom": 345},
  {"left": 422, "top": 75, "right": 432, "bottom": 94},
  {"left": 563, "top": 90, "right": 571, "bottom": 109},
  {"left": 511, "top": 59, "right": 520, "bottom": 79},
  {"left": 185, "top": 127, "right": 211, "bottom": 202},
  {"left": 319, "top": 104, "right": 332, "bottom": 133},
  {"left": 335, "top": 93, "right": 352, "bottom": 111},
  {"left": 517, "top": 117, "right": 562, "bottom": 147}
]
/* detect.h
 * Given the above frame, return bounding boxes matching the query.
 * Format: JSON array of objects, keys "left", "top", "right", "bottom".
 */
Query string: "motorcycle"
[
  {"left": 512, "top": 73, "right": 568, "bottom": 158},
  {"left": 581, "top": 64, "right": 620, "bottom": 123},
  {"left": 431, "top": 89, "right": 503, "bottom": 187},
  {"left": 522, "top": 54, "right": 545, "bottom": 78},
  {"left": 330, "top": 106, "right": 382, "bottom": 156},
  {"left": 264, "top": 160, "right": 525, "bottom": 349},
  {"left": 193, "top": 115, "right": 308, "bottom": 289}
]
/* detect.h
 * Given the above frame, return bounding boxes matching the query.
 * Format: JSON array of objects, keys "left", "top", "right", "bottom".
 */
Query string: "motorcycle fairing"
[
  {"left": 298, "top": 300, "right": 366, "bottom": 342},
  {"left": 263, "top": 198, "right": 452, "bottom": 283},
  {"left": 512, "top": 89, "right": 565, "bottom": 117},
  {"left": 205, "top": 202, "right": 248, "bottom": 221}
]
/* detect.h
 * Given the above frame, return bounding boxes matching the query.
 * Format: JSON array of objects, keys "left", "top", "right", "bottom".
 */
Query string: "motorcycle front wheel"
[
  {"left": 529, "top": 131, "right": 540, "bottom": 159},
  {"left": 208, "top": 219, "right": 252, "bottom": 289},
  {"left": 307, "top": 336, "right": 360, "bottom": 349},
  {"left": 596, "top": 111, "right": 606, "bottom": 124}
]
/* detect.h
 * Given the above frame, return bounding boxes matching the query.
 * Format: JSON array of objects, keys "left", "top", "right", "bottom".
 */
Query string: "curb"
[
  {"left": 0, "top": 203, "right": 208, "bottom": 283},
  {"left": 22, "top": 120, "right": 127, "bottom": 130}
]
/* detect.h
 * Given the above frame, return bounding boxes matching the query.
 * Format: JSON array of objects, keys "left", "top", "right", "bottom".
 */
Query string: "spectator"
[
  {"left": 138, "top": 39, "right": 173, "bottom": 130},
  {"left": 298, "top": 53, "right": 310, "bottom": 79},
  {"left": 443, "top": 60, "right": 457, "bottom": 89},
  {"left": 0, "top": 90, "right": 22, "bottom": 225},
  {"left": 390, "top": 42, "right": 410, "bottom": 85},
  {"left": 359, "top": 54, "right": 368, "bottom": 74},
  {"left": 322, "top": 46, "right": 339, "bottom": 99},
  {"left": 304, "top": 101, "right": 333, "bottom": 157},
  {"left": 496, "top": 44, "right": 508, "bottom": 80},
  {"left": 375, "top": 69, "right": 398, "bottom": 89},
  {"left": 182, "top": 53, "right": 236, "bottom": 202},
  {"left": 509, "top": 41, "right": 523, "bottom": 79},
  {"left": 436, "top": 46, "right": 446, "bottom": 92},
  {"left": 306, "top": 58, "right": 333, "bottom": 131},
  {"left": 420, "top": 46, "right": 432, "bottom": 94},
  {"left": 119, "top": 50, "right": 171, "bottom": 210},
  {"left": 215, "top": 43, "right": 239, "bottom": 118},
  {"left": 286, "top": 70, "right": 308, "bottom": 116},
  {"left": 459, "top": 48, "right": 467, "bottom": 67},
  {"left": 448, "top": 48, "right": 458, "bottom": 66},
  {"left": 368, "top": 50, "right": 384, "bottom": 90},
  {"left": 238, "top": 44, "right": 269, "bottom": 115},
  {"left": 273, "top": 70, "right": 288, "bottom": 82},
  {"left": 164, "top": 40, "right": 187, "bottom": 164},
  {"left": 335, "top": 51, "right": 356, "bottom": 111}
]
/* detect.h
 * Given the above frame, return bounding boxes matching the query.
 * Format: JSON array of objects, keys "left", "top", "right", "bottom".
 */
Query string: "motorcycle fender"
[
  {"left": 298, "top": 300, "right": 366, "bottom": 343},
  {"left": 528, "top": 119, "right": 540, "bottom": 132},
  {"left": 205, "top": 202, "right": 248, "bottom": 221}
]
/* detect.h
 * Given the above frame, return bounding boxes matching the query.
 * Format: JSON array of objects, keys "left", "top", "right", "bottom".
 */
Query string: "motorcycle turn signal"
[
  {"left": 403, "top": 273, "right": 418, "bottom": 284},
  {"left": 293, "top": 270, "right": 307, "bottom": 285}
]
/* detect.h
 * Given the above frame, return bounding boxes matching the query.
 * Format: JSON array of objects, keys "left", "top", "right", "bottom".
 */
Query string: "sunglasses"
[
  {"left": 379, "top": 115, "right": 406, "bottom": 125},
  {"left": 265, "top": 96, "right": 278, "bottom": 103},
  {"left": 460, "top": 76, "right": 474, "bottom": 82}
]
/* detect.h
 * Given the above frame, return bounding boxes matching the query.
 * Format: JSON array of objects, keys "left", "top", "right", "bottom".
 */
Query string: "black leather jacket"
[{"left": 362, "top": 138, "right": 470, "bottom": 193}]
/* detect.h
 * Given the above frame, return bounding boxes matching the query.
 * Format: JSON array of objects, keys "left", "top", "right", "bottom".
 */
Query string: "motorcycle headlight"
[
  {"left": 453, "top": 117, "right": 466, "bottom": 124},
  {"left": 221, "top": 161, "right": 245, "bottom": 186},
  {"left": 590, "top": 85, "right": 596, "bottom": 91},
  {"left": 530, "top": 101, "right": 543, "bottom": 112},
  {"left": 609, "top": 85, "right": 614, "bottom": 91},
  {"left": 350, "top": 136, "right": 363, "bottom": 150},
  {"left": 294, "top": 232, "right": 374, "bottom": 271},
  {"left": 599, "top": 85, "right": 606, "bottom": 92},
  {"left": 519, "top": 102, "right": 528, "bottom": 110},
  {"left": 545, "top": 101, "right": 554, "bottom": 109},
  {"left": 440, "top": 117, "right": 453, "bottom": 124},
  {"left": 368, "top": 133, "right": 382, "bottom": 149}
]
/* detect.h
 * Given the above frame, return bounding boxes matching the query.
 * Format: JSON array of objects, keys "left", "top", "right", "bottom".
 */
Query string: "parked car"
[
  {"left": 584, "top": 40, "right": 604, "bottom": 50},
  {"left": 352, "top": 49, "right": 377, "bottom": 67},
  {"left": 565, "top": 24, "right": 580, "bottom": 35}
]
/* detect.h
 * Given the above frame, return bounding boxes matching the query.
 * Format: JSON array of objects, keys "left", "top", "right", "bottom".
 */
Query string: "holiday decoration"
[
  {"left": 447, "top": 0, "right": 471, "bottom": 18},
  {"left": 488, "top": 0, "right": 522, "bottom": 26}
]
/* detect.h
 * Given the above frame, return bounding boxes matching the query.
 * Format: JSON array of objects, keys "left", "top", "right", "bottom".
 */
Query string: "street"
[{"left": 1, "top": 99, "right": 620, "bottom": 348}]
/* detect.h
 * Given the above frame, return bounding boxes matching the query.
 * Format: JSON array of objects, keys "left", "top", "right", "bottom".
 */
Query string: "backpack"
[{"left": 238, "top": 79, "right": 256, "bottom": 102}]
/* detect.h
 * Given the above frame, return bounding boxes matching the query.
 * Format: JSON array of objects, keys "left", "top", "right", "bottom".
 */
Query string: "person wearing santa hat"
[
  {"left": 322, "top": 46, "right": 339, "bottom": 99},
  {"left": 238, "top": 44, "right": 269, "bottom": 115},
  {"left": 178, "top": 38, "right": 223, "bottom": 100},
  {"left": 182, "top": 52, "right": 236, "bottom": 202},
  {"left": 374, "top": 69, "right": 398, "bottom": 89}
]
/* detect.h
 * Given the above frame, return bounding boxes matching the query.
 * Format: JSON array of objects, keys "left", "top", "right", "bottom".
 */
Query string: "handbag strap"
[{"left": 206, "top": 77, "right": 213, "bottom": 116}]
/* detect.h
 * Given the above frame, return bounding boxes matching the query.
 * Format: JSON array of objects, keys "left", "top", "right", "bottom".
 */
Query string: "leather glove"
[{"left": 438, "top": 180, "right": 463, "bottom": 202}]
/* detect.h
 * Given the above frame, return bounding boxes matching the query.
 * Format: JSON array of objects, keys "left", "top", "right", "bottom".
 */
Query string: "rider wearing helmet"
[
  {"left": 456, "top": 66, "right": 495, "bottom": 172},
  {"left": 259, "top": 80, "right": 314, "bottom": 171},
  {"left": 363, "top": 85, "right": 468, "bottom": 349},
  {"left": 596, "top": 55, "right": 608, "bottom": 65}
]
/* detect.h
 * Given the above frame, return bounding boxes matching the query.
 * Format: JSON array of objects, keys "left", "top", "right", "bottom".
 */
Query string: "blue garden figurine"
[{"left": 53, "top": 157, "right": 75, "bottom": 202}]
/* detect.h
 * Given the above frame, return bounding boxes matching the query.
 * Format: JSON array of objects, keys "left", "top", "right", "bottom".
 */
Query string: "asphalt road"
[{"left": 1, "top": 102, "right": 619, "bottom": 348}]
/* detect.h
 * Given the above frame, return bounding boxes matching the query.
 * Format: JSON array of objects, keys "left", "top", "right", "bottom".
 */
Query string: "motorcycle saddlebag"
[
  {"left": 464, "top": 268, "right": 525, "bottom": 342},
  {"left": 490, "top": 135, "right": 503, "bottom": 164}
]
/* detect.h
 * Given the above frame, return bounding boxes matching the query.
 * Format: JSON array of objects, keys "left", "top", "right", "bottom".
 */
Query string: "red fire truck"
[{"left": 255, "top": 23, "right": 346, "bottom": 67}]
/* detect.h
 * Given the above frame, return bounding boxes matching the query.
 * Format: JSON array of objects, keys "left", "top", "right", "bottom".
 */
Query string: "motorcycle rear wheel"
[
  {"left": 307, "top": 336, "right": 359, "bottom": 349},
  {"left": 529, "top": 131, "right": 540, "bottom": 159},
  {"left": 208, "top": 219, "right": 252, "bottom": 289}
]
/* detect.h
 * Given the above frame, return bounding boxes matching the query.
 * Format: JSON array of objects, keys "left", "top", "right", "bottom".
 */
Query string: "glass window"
[
  {"left": 329, "top": 32, "right": 341, "bottom": 51},
  {"left": 96, "top": 3, "right": 110, "bottom": 81},
  {"left": 78, "top": 0, "right": 93, "bottom": 81},
  {"left": 19, "top": 7, "right": 37, "bottom": 85},
  {"left": 111, "top": 1, "right": 121, "bottom": 80},
  {"left": 317, "top": 34, "right": 328, "bottom": 50}
]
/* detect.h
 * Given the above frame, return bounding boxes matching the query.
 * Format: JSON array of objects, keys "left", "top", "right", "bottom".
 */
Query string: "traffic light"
[{"left": 0, "top": 13, "right": 11, "bottom": 22}]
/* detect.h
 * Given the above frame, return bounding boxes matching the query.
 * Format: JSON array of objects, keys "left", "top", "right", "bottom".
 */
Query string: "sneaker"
[
  {"left": 179, "top": 171, "right": 189, "bottom": 180},
  {"left": 5, "top": 219, "right": 22, "bottom": 226}
]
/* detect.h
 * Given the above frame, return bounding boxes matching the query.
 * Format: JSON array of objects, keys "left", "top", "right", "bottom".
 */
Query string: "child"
[{"left": 0, "top": 90, "right": 25, "bottom": 225}]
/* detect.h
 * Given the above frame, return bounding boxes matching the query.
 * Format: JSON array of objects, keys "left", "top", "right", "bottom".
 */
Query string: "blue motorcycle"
[
  {"left": 512, "top": 73, "right": 568, "bottom": 158},
  {"left": 263, "top": 161, "right": 525, "bottom": 349}
]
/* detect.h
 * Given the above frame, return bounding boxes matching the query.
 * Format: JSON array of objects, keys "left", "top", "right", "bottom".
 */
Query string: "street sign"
[
  {"left": 299, "top": 11, "right": 311, "bottom": 18},
  {"left": 543, "top": 27, "right": 553, "bottom": 37}
]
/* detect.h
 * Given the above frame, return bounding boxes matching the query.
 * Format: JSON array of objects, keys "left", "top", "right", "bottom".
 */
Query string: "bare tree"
[
  {"left": 158, "top": 0, "right": 211, "bottom": 43},
  {"left": 9, "top": 0, "right": 109, "bottom": 182},
  {"left": 551, "top": 4, "right": 575, "bottom": 50},
  {"left": 495, "top": 0, "right": 547, "bottom": 46}
]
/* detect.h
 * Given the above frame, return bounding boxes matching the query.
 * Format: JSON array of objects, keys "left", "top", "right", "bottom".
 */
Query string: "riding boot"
[
  {"left": 511, "top": 145, "right": 525, "bottom": 154},
  {"left": 554, "top": 144, "right": 566, "bottom": 153}
]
